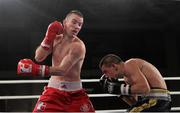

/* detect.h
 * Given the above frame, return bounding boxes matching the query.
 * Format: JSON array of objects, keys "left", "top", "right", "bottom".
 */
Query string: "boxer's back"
[{"left": 135, "top": 58, "right": 167, "bottom": 89}]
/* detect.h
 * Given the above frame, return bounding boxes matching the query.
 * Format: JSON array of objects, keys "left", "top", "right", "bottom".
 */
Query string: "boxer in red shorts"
[{"left": 17, "top": 10, "right": 95, "bottom": 112}]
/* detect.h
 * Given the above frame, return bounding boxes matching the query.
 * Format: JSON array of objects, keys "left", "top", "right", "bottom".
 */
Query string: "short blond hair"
[{"left": 65, "top": 10, "right": 83, "bottom": 19}]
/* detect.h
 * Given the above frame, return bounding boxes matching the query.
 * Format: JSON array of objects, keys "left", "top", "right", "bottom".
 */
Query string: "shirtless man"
[
  {"left": 17, "top": 10, "right": 95, "bottom": 112},
  {"left": 99, "top": 54, "right": 171, "bottom": 112}
]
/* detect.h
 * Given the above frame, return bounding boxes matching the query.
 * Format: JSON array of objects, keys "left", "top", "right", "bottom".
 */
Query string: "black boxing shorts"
[{"left": 128, "top": 89, "right": 171, "bottom": 112}]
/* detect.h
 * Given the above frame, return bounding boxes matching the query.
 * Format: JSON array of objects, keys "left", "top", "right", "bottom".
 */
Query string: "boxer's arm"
[
  {"left": 119, "top": 95, "right": 137, "bottom": 106},
  {"left": 49, "top": 43, "right": 85, "bottom": 76},
  {"left": 35, "top": 45, "right": 52, "bottom": 62},
  {"left": 35, "top": 21, "right": 63, "bottom": 62},
  {"left": 17, "top": 43, "right": 85, "bottom": 77},
  {"left": 41, "top": 21, "right": 63, "bottom": 50},
  {"left": 127, "top": 62, "right": 151, "bottom": 94}
]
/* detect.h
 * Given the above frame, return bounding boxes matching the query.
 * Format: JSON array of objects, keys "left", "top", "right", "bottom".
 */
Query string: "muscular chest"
[{"left": 52, "top": 39, "right": 71, "bottom": 63}]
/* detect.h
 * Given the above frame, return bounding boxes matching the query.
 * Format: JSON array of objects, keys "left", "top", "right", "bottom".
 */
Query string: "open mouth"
[{"left": 72, "top": 30, "right": 78, "bottom": 34}]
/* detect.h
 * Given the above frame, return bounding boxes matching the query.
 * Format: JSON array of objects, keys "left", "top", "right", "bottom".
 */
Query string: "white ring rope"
[
  {"left": 0, "top": 94, "right": 179, "bottom": 111},
  {"left": 96, "top": 109, "right": 126, "bottom": 112},
  {"left": 0, "top": 93, "right": 180, "bottom": 111},
  {"left": 95, "top": 107, "right": 180, "bottom": 112},
  {"left": 0, "top": 77, "right": 180, "bottom": 111},
  {"left": 0, "top": 91, "right": 180, "bottom": 100},
  {"left": 0, "top": 77, "right": 180, "bottom": 84},
  {"left": 0, "top": 94, "right": 115, "bottom": 100}
]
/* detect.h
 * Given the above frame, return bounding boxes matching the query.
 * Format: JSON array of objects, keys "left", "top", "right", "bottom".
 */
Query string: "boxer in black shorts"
[{"left": 99, "top": 54, "right": 171, "bottom": 112}]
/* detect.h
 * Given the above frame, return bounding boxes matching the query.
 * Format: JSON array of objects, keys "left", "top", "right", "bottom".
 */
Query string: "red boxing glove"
[
  {"left": 41, "top": 21, "right": 63, "bottom": 50},
  {"left": 17, "top": 59, "right": 49, "bottom": 77}
]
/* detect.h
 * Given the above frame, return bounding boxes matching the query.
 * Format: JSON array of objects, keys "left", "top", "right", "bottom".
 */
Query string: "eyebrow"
[
  {"left": 72, "top": 19, "right": 83, "bottom": 24},
  {"left": 72, "top": 19, "right": 77, "bottom": 22}
]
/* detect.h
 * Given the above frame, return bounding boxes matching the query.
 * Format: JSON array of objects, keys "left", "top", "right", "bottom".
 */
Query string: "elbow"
[
  {"left": 35, "top": 54, "right": 44, "bottom": 63},
  {"left": 35, "top": 49, "right": 46, "bottom": 62},
  {"left": 142, "top": 84, "right": 151, "bottom": 94}
]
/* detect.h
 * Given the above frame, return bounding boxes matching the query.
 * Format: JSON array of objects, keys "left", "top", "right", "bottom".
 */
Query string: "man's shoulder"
[
  {"left": 126, "top": 58, "right": 146, "bottom": 69},
  {"left": 73, "top": 35, "right": 83, "bottom": 42},
  {"left": 70, "top": 39, "right": 85, "bottom": 52},
  {"left": 126, "top": 58, "right": 145, "bottom": 62},
  {"left": 126, "top": 58, "right": 137, "bottom": 64},
  {"left": 72, "top": 37, "right": 85, "bottom": 47}
]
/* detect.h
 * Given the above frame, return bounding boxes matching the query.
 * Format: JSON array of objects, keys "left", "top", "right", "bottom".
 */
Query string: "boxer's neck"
[{"left": 63, "top": 34, "right": 76, "bottom": 42}]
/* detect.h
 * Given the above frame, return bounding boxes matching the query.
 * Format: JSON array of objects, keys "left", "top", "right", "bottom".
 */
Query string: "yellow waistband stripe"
[{"left": 130, "top": 99, "right": 157, "bottom": 112}]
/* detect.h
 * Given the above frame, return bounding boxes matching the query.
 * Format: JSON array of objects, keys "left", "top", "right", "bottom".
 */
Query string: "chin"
[
  {"left": 70, "top": 33, "right": 76, "bottom": 36},
  {"left": 74, "top": 33, "right": 78, "bottom": 36}
]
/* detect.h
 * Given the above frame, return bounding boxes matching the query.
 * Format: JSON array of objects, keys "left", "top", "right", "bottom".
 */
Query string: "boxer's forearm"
[
  {"left": 49, "top": 66, "right": 66, "bottom": 76},
  {"left": 35, "top": 46, "right": 51, "bottom": 62},
  {"left": 120, "top": 95, "right": 137, "bottom": 106}
]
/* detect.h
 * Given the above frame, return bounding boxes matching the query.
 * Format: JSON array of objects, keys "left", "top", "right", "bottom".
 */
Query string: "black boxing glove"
[
  {"left": 105, "top": 79, "right": 131, "bottom": 95},
  {"left": 99, "top": 74, "right": 106, "bottom": 86},
  {"left": 99, "top": 74, "right": 108, "bottom": 92},
  {"left": 99, "top": 74, "right": 131, "bottom": 95}
]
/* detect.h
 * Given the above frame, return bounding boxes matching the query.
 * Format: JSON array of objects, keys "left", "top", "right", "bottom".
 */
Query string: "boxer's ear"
[
  {"left": 63, "top": 19, "right": 66, "bottom": 26},
  {"left": 112, "top": 63, "right": 117, "bottom": 68},
  {"left": 111, "top": 63, "right": 115, "bottom": 67},
  {"left": 111, "top": 63, "right": 118, "bottom": 71}
]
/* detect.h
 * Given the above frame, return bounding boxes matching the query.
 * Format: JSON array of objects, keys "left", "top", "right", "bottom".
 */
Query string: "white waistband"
[
  {"left": 143, "top": 93, "right": 171, "bottom": 101},
  {"left": 145, "top": 92, "right": 169, "bottom": 97},
  {"left": 142, "top": 90, "right": 171, "bottom": 101},
  {"left": 48, "top": 80, "right": 83, "bottom": 91}
]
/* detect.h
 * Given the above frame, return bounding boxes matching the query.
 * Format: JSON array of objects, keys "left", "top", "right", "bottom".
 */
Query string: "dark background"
[
  {"left": 0, "top": 0, "right": 180, "bottom": 78},
  {"left": 0, "top": 0, "right": 180, "bottom": 112},
  {"left": 0, "top": 0, "right": 180, "bottom": 79}
]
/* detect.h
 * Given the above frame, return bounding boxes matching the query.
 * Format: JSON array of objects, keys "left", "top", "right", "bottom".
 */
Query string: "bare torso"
[
  {"left": 124, "top": 58, "right": 167, "bottom": 90},
  {"left": 49, "top": 35, "right": 85, "bottom": 82}
]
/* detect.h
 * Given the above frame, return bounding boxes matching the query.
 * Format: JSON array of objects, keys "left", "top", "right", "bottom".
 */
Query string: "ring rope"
[
  {"left": 95, "top": 107, "right": 180, "bottom": 112},
  {"left": 0, "top": 77, "right": 179, "bottom": 111},
  {"left": 0, "top": 94, "right": 115, "bottom": 100},
  {"left": 0, "top": 91, "right": 180, "bottom": 100},
  {"left": 0, "top": 93, "right": 179, "bottom": 112},
  {"left": 0, "top": 77, "right": 180, "bottom": 84},
  {"left": 0, "top": 93, "right": 180, "bottom": 111}
]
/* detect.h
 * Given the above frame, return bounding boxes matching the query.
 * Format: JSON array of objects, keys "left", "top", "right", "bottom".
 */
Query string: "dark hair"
[
  {"left": 66, "top": 10, "right": 83, "bottom": 18},
  {"left": 99, "top": 54, "right": 123, "bottom": 68}
]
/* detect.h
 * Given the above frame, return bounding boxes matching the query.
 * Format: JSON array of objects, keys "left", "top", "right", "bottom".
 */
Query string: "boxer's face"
[
  {"left": 101, "top": 63, "right": 120, "bottom": 78},
  {"left": 64, "top": 13, "right": 83, "bottom": 36}
]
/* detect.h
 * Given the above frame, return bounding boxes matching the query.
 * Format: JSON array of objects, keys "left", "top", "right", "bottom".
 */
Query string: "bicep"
[{"left": 129, "top": 64, "right": 150, "bottom": 94}]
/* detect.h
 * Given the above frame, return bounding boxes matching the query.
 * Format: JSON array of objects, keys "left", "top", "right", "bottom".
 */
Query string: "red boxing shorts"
[{"left": 33, "top": 81, "right": 95, "bottom": 112}]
